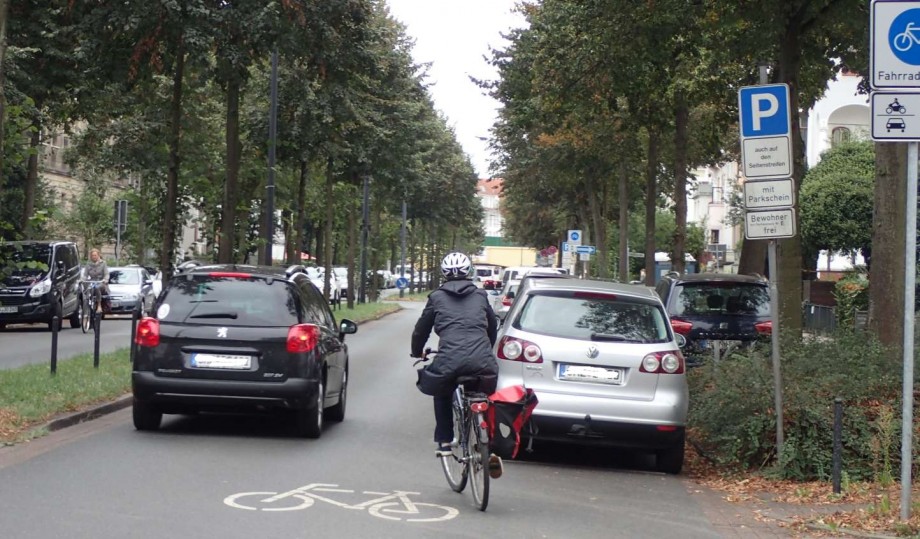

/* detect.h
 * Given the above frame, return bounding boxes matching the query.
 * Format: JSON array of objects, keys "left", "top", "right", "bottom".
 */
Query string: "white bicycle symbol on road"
[
  {"left": 224, "top": 482, "right": 459, "bottom": 523},
  {"left": 894, "top": 22, "right": 920, "bottom": 52}
]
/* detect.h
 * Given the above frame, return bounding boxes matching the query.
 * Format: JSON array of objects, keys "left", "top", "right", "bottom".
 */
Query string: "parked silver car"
[
  {"left": 107, "top": 266, "right": 157, "bottom": 316},
  {"left": 495, "top": 278, "right": 688, "bottom": 474}
]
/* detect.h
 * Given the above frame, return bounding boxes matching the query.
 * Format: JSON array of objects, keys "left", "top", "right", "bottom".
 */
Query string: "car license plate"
[
  {"left": 559, "top": 364, "right": 623, "bottom": 385},
  {"left": 190, "top": 353, "right": 252, "bottom": 370},
  {"left": 0, "top": 306, "right": 16, "bottom": 314}
]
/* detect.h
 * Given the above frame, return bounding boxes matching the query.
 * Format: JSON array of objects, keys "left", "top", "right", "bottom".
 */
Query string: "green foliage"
[
  {"left": 689, "top": 331, "right": 902, "bottom": 481},
  {"left": 58, "top": 170, "right": 115, "bottom": 256},
  {"left": 833, "top": 273, "right": 869, "bottom": 329}
]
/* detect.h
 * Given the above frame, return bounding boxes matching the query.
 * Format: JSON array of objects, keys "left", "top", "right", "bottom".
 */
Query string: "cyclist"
[
  {"left": 411, "top": 252, "right": 503, "bottom": 477},
  {"left": 83, "top": 247, "right": 109, "bottom": 313}
]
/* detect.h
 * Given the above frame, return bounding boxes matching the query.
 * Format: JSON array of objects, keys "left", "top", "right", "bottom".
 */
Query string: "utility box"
[{"left": 653, "top": 252, "right": 697, "bottom": 284}]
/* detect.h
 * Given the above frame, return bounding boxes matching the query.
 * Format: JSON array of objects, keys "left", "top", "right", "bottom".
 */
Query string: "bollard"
[
  {"left": 93, "top": 311, "right": 102, "bottom": 368},
  {"left": 833, "top": 397, "right": 843, "bottom": 494},
  {"left": 50, "top": 315, "right": 59, "bottom": 375}
]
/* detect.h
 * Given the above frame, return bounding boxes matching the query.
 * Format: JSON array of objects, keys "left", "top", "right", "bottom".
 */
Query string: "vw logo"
[{"left": 586, "top": 345, "right": 599, "bottom": 359}]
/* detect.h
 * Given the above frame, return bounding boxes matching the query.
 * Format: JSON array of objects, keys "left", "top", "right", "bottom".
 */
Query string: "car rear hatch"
[
  {"left": 150, "top": 273, "right": 299, "bottom": 382},
  {"left": 500, "top": 290, "right": 675, "bottom": 402},
  {"left": 668, "top": 281, "right": 770, "bottom": 341}
]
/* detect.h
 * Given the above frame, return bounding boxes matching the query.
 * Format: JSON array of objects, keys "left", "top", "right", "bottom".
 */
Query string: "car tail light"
[
  {"left": 208, "top": 272, "right": 252, "bottom": 279},
  {"left": 287, "top": 324, "right": 320, "bottom": 353},
  {"left": 640, "top": 351, "right": 684, "bottom": 374},
  {"left": 497, "top": 336, "right": 543, "bottom": 363},
  {"left": 501, "top": 295, "right": 513, "bottom": 307},
  {"left": 573, "top": 291, "right": 617, "bottom": 301},
  {"left": 755, "top": 321, "right": 772, "bottom": 336},
  {"left": 670, "top": 319, "right": 693, "bottom": 335},
  {"left": 135, "top": 317, "right": 160, "bottom": 347}
]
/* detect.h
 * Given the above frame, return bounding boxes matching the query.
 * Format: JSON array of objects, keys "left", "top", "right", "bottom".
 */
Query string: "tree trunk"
[
  {"left": 293, "top": 158, "right": 307, "bottom": 263},
  {"left": 315, "top": 222, "right": 323, "bottom": 266},
  {"left": 161, "top": 37, "right": 184, "bottom": 274},
  {"left": 618, "top": 159, "right": 630, "bottom": 282},
  {"left": 672, "top": 93, "right": 689, "bottom": 273},
  {"left": 644, "top": 129, "right": 659, "bottom": 286},
  {"left": 347, "top": 189, "right": 357, "bottom": 308},
  {"left": 282, "top": 209, "right": 293, "bottom": 264},
  {"left": 219, "top": 80, "right": 241, "bottom": 263},
  {"left": 775, "top": 19, "right": 804, "bottom": 337},
  {"left": 137, "top": 174, "right": 147, "bottom": 265},
  {"left": 22, "top": 123, "right": 40, "bottom": 234},
  {"left": 323, "top": 157, "right": 334, "bottom": 302},
  {"left": 869, "top": 142, "right": 907, "bottom": 354},
  {"left": 0, "top": 0, "right": 9, "bottom": 210},
  {"left": 587, "top": 174, "right": 608, "bottom": 278}
]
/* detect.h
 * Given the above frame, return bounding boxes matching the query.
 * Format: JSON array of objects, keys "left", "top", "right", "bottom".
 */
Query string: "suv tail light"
[
  {"left": 135, "top": 317, "right": 160, "bottom": 347},
  {"left": 497, "top": 335, "right": 543, "bottom": 363},
  {"left": 640, "top": 351, "right": 685, "bottom": 374},
  {"left": 287, "top": 324, "right": 320, "bottom": 353},
  {"left": 670, "top": 319, "right": 693, "bottom": 335},
  {"left": 754, "top": 321, "right": 772, "bottom": 336}
]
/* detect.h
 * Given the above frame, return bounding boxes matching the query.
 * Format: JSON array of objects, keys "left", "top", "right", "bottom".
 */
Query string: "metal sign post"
[{"left": 871, "top": 1, "right": 920, "bottom": 518}]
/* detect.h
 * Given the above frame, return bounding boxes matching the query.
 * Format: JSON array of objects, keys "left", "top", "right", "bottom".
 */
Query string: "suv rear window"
[
  {"left": 159, "top": 276, "right": 298, "bottom": 326},
  {"left": 515, "top": 292, "right": 669, "bottom": 343},
  {"left": 669, "top": 282, "right": 770, "bottom": 316}
]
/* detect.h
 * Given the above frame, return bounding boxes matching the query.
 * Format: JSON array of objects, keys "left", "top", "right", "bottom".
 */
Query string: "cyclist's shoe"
[
  {"left": 436, "top": 443, "right": 453, "bottom": 458},
  {"left": 488, "top": 454, "right": 503, "bottom": 479}
]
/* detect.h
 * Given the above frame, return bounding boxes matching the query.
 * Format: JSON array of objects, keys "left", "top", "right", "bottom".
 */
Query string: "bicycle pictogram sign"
[
  {"left": 890, "top": 9, "right": 920, "bottom": 65},
  {"left": 224, "top": 482, "right": 459, "bottom": 523}
]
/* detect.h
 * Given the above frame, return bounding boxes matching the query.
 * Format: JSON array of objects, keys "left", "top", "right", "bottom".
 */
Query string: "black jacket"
[{"left": 412, "top": 279, "right": 499, "bottom": 396}]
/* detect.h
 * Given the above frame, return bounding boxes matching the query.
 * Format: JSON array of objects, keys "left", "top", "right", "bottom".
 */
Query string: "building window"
[
  {"left": 710, "top": 229, "right": 720, "bottom": 244},
  {"left": 831, "top": 127, "right": 851, "bottom": 146}
]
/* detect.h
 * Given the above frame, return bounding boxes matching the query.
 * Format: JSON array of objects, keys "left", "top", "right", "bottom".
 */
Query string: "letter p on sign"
[{"left": 739, "top": 84, "right": 791, "bottom": 138}]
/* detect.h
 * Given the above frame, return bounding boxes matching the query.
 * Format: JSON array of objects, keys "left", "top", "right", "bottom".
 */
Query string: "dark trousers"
[{"left": 433, "top": 394, "right": 454, "bottom": 443}]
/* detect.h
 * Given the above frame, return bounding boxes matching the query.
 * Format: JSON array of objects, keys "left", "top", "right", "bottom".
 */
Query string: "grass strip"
[{"left": 0, "top": 301, "right": 401, "bottom": 444}]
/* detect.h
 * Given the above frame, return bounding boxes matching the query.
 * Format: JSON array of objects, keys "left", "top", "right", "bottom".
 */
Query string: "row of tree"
[
  {"left": 486, "top": 0, "right": 908, "bottom": 346},
  {"left": 0, "top": 0, "right": 485, "bottom": 306}
]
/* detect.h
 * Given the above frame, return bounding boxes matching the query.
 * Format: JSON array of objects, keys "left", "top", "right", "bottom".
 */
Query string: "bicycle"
[
  {"left": 223, "top": 482, "right": 458, "bottom": 522},
  {"left": 895, "top": 22, "right": 920, "bottom": 52},
  {"left": 78, "top": 280, "right": 105, "bottom": 333},
  {"left": 414, "top": 349, "right": 492, "bottom": 511}
]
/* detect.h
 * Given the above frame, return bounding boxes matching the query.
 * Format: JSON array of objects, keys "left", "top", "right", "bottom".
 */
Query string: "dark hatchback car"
[
  {"left": 132, "top": 264, "right": 357, "bottom": 438},
  {"left": 655, "top": 273, "right": 771, "bottom": 365}
]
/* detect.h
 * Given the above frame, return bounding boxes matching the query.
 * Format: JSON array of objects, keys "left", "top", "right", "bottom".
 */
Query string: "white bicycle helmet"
[{"left": 440, "top": 252, "right": 472, "bottom": 280}]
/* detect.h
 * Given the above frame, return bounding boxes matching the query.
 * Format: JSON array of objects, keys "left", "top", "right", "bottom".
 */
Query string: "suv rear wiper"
[{"left": 189, "top": 312, "right": 239, "bottom": 319}]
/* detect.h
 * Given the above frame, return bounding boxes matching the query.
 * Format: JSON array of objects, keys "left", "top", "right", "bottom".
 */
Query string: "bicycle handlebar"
[{"left": 412, "top": 347, "right": 437, "bottom": 367}]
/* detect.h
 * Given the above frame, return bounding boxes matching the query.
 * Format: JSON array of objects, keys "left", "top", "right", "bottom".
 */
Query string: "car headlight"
[{"left": 29, "top": 278, "right": 52, "bottom": 298}]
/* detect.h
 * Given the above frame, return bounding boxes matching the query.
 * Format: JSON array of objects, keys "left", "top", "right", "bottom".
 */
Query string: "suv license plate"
[
  {"left": 559, "top": 364, "right": 623, "bottom": 385},
  {"left": 0, "top": 306, "right": 16, "bottom": 313},
  {"left": 190, "top": 353, "right": 251, "bottom": 370}
]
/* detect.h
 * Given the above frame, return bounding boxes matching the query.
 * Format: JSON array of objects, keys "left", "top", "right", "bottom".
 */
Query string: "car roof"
[
  {"left": 667, "top": 272, "right": 767, "bottom": 285},
  {"left": 525, "top": 277, "right": 661, "bottom": 301}
]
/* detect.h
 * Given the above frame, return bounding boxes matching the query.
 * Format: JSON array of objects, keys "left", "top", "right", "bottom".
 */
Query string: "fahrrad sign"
[{"left": 871, "top": 0, "right": 920, "bottom": 88}]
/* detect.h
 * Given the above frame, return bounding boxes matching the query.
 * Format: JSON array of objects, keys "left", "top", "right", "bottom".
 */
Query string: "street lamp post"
[{"left": 264, "top": 49, "right": 279, "bottom": 265}]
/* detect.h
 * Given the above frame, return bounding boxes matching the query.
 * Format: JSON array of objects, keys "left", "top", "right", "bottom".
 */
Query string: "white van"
[{"left": 473, "top": 264, "right": 504, "bottom": 287}]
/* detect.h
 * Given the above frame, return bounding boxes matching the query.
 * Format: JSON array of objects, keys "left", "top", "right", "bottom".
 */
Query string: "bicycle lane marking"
[{"left": 222, "top": 482, "right": 459, "bottom": 523}]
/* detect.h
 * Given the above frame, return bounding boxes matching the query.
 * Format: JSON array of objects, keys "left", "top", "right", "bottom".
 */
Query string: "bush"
[
  {"left": 688, "top": 331, "right": 905, "bottom": 481},
  {"left": 833, "top": 273, "right": 868, "bottom": 330}
]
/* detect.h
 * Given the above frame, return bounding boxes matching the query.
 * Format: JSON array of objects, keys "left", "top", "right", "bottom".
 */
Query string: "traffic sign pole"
[{"left": 902, "top": 141, "right": 917, "bottom": 521}]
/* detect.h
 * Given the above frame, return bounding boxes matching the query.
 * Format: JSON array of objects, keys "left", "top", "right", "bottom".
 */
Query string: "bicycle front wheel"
[
  {"left": 80, "top": 297, "right": 93, "bottom": 333},
  {"left": 468, "top": 416, "right": 490, "bottom": 511},
  {"left": 440, "top": 400, "right": 468, "bottom": 493}
]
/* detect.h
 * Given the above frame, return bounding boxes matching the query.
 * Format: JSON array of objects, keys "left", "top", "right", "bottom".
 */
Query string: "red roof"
[{"left": 477, "top": 177, "right": 503, "bottom": 196}]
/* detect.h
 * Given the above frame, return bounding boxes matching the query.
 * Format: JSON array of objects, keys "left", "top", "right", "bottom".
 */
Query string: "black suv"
[
  {"left": 132, "top": 264, "right": 358, "bottom": 438},
  {"left": 655, "top": 272, "right": 771, "bottom": 366},
  {"left": 0, "top": 240, "right": 83, "bottom": 330}
]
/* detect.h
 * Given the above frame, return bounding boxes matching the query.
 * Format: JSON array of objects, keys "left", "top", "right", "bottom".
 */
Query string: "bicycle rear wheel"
[
  {"left": 440, "top": 399, "right": 468, "bottom": 492},
  {"left": 468, "top": 415, "right": 490, "bottom": 511}
]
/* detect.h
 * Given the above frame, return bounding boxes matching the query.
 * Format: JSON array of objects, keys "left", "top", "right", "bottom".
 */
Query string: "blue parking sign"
[{"left": 739, "top": 85, "right": 791, "bottom": 138}]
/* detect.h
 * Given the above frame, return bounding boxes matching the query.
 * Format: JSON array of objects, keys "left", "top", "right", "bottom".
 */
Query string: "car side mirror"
[{"left": 339, "top": 318, "right": 358, "bottom": 340}]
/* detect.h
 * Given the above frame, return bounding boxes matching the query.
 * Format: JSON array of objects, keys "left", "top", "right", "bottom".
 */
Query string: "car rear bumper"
[
  {"left": 530, "top": 414, "right": 685, "bottom": 450},
  {"left": 132, "top": 371, "right": 319, "bottom": 410}
]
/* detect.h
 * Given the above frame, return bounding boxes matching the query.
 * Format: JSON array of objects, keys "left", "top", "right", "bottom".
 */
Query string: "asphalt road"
[
  {"left": 0, "top": 316, "right": 134, "bottom": 370},
  {"left": 0, "top": 302, "right": 722, "bottom": 539}
]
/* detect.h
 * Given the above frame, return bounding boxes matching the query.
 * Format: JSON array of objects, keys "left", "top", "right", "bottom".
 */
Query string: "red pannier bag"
[{"left": 487, "top": 385, "right": 538, "bottom": 459}]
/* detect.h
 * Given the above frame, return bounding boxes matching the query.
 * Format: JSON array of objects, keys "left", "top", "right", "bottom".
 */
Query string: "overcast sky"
[{"left": 385, "top": 0, "right": 526, "bottom": 179}]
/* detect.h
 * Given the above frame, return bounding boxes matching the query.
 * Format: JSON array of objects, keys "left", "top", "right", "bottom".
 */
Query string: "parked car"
[
  {"left": 375, "top": 269, "right": 396, "bottom": 289},
  {"left": 131, "top": 264, "right": 358, "bottom": 438},
  {"left": 495, "top": 278, "right": 688, "bottom": 474},
  {"left": 106, "top": 265, "right": 157, "bottom": 316},
  {"left": 143, "top": 266, "right": 164, "bottom": 297},
  {"left": 655, "top": 272, "right": 771, "bottom": 366},
  {"left": 306, "top": 266, "right": 341, "bottom": 306},
  {"left": 491, "top": 279, "right": 521, "bottom": 322},
  {"left": 0, "top": 240, "right": 82, "bottom": 330},
  {"left": 473, "top": 264, "right": 504, "bottom": 289},
  {"left": 333, "top": 267, "right": 349, "bottom": 299}
]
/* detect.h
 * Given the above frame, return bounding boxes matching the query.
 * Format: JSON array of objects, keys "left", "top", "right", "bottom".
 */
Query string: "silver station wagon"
[{"left": 494, "top": 279, "right": 688, "bottom": 474}]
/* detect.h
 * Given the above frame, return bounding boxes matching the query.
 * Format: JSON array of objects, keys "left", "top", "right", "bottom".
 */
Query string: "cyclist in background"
[
  {"left": 411, "top": 252, "right": 502, "bottom": 475},
  {"left": 84, "top": 247, "right": 109, "bottom": 313}
]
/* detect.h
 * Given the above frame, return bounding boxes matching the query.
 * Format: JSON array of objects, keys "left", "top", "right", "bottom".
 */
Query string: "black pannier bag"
[{"left": 487, "top": 385, "right": 538, "bottom": 459}]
